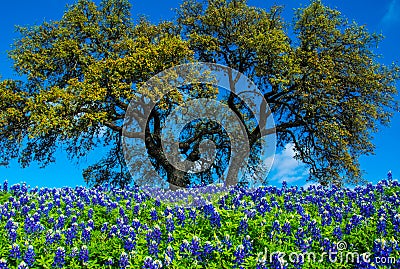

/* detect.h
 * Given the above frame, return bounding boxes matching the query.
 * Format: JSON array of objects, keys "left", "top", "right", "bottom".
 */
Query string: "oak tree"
[{"left": 0, "top": 0, "right": 398, "bottom": 188}]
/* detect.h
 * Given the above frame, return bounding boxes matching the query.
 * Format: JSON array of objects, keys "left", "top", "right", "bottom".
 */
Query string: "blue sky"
[{"left": 0, "top": 0, "right": 399, "bottom": 188}]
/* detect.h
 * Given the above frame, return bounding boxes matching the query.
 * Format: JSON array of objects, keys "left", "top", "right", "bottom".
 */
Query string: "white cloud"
[
  {"left": 382, "top": 0, "right": 400, "bottom": 25},
  {"left": 302, "top": 182, "right": 319, "bottom": 189},
  {"left": 269, "top": 143, "right": 309, "bottom": 184}
]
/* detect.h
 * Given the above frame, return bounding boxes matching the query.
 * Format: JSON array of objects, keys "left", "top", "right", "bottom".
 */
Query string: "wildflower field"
[{"left": 0, "top": 179, "right": 399, "bottom": 269}]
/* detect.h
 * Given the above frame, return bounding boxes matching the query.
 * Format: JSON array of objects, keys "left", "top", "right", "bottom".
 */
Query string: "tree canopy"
[{"left": 0, "top": 0, "right": 398, "bottom": 188}]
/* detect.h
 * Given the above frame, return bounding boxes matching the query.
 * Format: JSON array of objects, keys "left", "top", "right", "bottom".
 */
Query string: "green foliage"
[{"left": 0, "top": 180, "right": 399, "bottom": 268}]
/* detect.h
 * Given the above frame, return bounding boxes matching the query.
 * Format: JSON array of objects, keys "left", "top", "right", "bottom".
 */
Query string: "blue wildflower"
[
  {"left": 79, "top": 245, "right": 89, "bottom": 263},
  {"left": 53, "top": 247, "right": 66, "bottom": 268},
  {"left": 237, "top": 216, "right": 248, "bottom": 235},
  {"left": 10, "top": 243, "right": 21, "bottom": 259},
  {"left": 17, "top": 261, "right": 28, "bottom": 269},
  {"left": 0, "top": 258, "right": 8, "bottom": 269},
  {"left": 70, "top": 247, "right": 78, "bottom": 258},
  {"left": 119, "top": 252, "right": 129, "bottom": 269},
  {"left": 233, "top": 245, "right": 246, "bottom": 265},
  {"left": 333, "top": 226, "right": 343, "bottom": 240},
  {"left": 23, "top": 245, "right": 35, "bottom": 267},
  {"left": 81, "top": 227, "right": 92, "bottom": 243},
  {"left": 124, "top": 238, "right": 136, "bottom": 252}
]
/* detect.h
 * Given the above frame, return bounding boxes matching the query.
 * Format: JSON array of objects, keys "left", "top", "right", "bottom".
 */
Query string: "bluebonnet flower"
[
  {"left": 10, "top": 243, "right": 21, "bottom": 259},
  {"left": 53, "top": 247, "right": 66, "bottom": 268},
  {"left": 256, "top": 197, "right": 270, "bottom": 215},
  {"left": 307, "top": 219, "right": 321, "bottom": 241},
  {"left": 17, "top": 261, "right": 28, "bottom": 269},
  {"left": 377, "top": 206, "right": 386, "bottom": 217},
  {"left": 167, "top": 232, "right": 174, "bottom": 243},
  {"left": 360, "top": 202, "right": 375, "bottom": 218},
  {"left": 81, "top": 227, "right": 92, "bottom": 243},
  {"left": 119, "top": 252, "right": 129, "bottom": 269},
  {"left": 124, "top": 238, "right": 136, "bottom": 252},
  {"left": 165, "top": 214, "right": 175, "bottom": 233},
  {"left": 176, "top": 207, "right": 186, "bottom": 227},
  {"left": 69, "top": 214, "right": 77, "bottom": 223},
  {"left": 393, "top": 214, "right": 400, "bottom": 235},
  {"left": 145, "top": 227, "right": 161, "bottom": 247},
  {"left": 222, "top": 234, "right": 232, "bottom": 249},
  {"left": 3, "top": 180, "right": 8, "bottom": 192},
  {"left": 65, "top": 227, "right": 77, "bottom": 245},
  {"left": 132, "top": 219, "right": 141, "bottom": 230},
  {"left": 237, "top": 216, "right": 248, "bottom": 235},
  {"left": 164, "top": 206, "right": 172, "bottom": 217},
  {"left": 118, "top": 207, "right": 125, "bottom": 218},
  {"left": 233, "top": 245, "right": 246, "bottom": 266},
  {"left": 300, "top": 213, "right": 310, "bottom": 226},
  {"left": 270, "top": 253, "right": 288, "bottom": 269},
  {"left": 101, "top": 222, "right": 108, "bottom": 233},
  {"left": 0, "top": 258, "right": 8, "bottom": 269},
  {"left": 53, "top": 230, "right": 62, "bottom": 243},
  {"left": 56, "top": 214, "right": 65, "bottom": 230},
  {"left": 22, "top": 205, "right": 29, "bottom": 215},
  {"left": 345, "top": 215, "right": 363, "bottom": 234},
  {"left": 190, "top": 236, "right": 201, "bottom": 257},
  {"left": 295, "top": 228, "right": 308, "bottom": 252},
  {"left": 65, "top": 205, "right": 72, "bottom": 217},
  {"left": 321, "top": 209, "right": 333, "bottom": 226},
  {"left": 189, "top": 208, "right": 197, "bottom": 221},
  {"left": 8, "top": 228, "right": 17, "bottom": 242},
  {"left": 164, "top": 245, "right": 174, "bottom": 265},
  {"left": 119, "top": 225, "right": 130, "bottom": 237},
  {"left": 79, "top": 245, "right": 89, "bottom": 263},
  {"left": 23, "top": 245, "right": 35, "bottom": 267},
  {"left": 70, "top": 247, "right": 78, "bottom": 258},
  {"left": 153, "top": 225, "right": 162, "bottom": 244},
  {"left": 284, "top": 200, "right": 294, "bottom": 212},
  {"left": 88, "top": 208, "right": 94, "bottom": 219},
  {"left": 150, "top": 208, "right": 158, "bottom": 221},
  {"left": 108, "top": 225, "right": 118, "bottom": 238},
  {"left": 179, "top": 240, "right": 190, "bottom": 255},
  {"left": 202, "top": 241, "right": 214, "bottom": 260},
  {"left": 48, "top": 217, "right": 55, "bottom": 225},
  {"left": 388, "top": 170, "right": 393, "bottom": 181},
  {"left": 270, "top": 220, "right": 280, "bottom": 239},
  {"left": 87, "top": 219, "right": 94, "bottom": 229},
  {"left": 143, "top": 256, "right": 162, "bottom": 269},
  {"left": 210, "top": 210, "right": 221, "bottom": 228},
  {"left": 24, "top": 217, "right": 37, "bottom": 234},
  {"left": 164, "top": 254, "right": 172, "bottom": 267},
  {"left": 242, "top": 235, "right": 252, "bottom": 254},
  {"left": 133, "top": 204, "right": 140, "bottom": 215},
  {"left": 321, "top": 238, "right": 332, "bottom": 253},
  {"left": 148, "top": 240, "right": 159, "bottom": 257},
  {"left": 282, "top": 220, "right": 291, "bottom": 236},
  {"left": 5, "top": 219, "right": 16, "bottom": 231},
  {"left": 45, "top": 229, "right": 54, "bottom": 245},
  {"left": 333, "top": 226, "right": 343, "bottom": 240},
  {"left": 244, "top": 209, "right": 256, "bottom": 219},
  {"left": 376, "top": 216, "right": 387, "bottom": 236}
]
